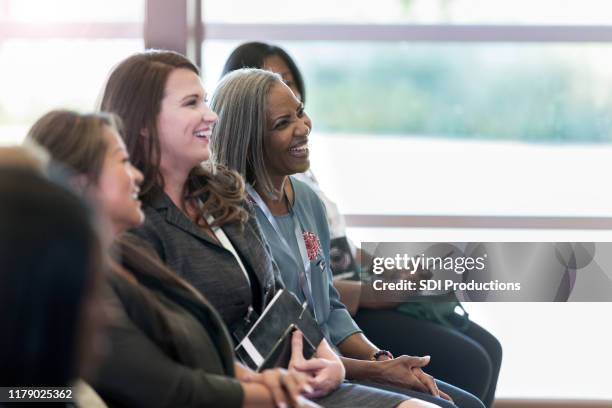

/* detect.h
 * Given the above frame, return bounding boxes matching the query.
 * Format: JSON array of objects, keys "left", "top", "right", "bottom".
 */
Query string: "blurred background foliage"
[{"left": 297, "top": 43, "right": 612, "bottom": 143}]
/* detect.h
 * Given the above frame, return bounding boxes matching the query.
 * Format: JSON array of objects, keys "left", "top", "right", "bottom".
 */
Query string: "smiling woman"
[
  {"left": 211, "top": 68, "right": 486, "bottom": 408},
  {"left": 26, "top": 110, "right": 145, "bottom": 235},
  {"left": 99, "top": 50, "right": 247, "bottom": 228},
  {"left": 209, "top": 69, "right": 312, "bottom": 202},
  {"left": 264, "top": 81, "right": 312, "bottom": 185},
  {"left": 156, "top": 67, "right": 218, "bottom": 179}
]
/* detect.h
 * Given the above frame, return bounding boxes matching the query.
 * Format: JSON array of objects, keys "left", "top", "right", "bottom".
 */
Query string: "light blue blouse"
[{"left": 254, "top": 176, "right": 362, "bottom": 346}]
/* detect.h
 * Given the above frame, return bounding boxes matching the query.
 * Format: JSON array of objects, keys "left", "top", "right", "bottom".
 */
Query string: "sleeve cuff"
[
  {"left": 202, "top": 374, "right": 244, "bottom": 408},
  {"left": 327, "top": 307, "right": 363, "bottom": 346}
]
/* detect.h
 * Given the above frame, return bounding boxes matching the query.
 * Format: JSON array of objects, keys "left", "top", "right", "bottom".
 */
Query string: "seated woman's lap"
[
  {"left": 313, "top": 382, "right": 457, "bottom": 408},
  {"left": 351, "top": 379, "right": 484, "bottom": 408}
]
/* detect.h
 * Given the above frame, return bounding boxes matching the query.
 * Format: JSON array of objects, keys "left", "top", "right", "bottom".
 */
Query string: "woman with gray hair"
[
  {"left": 211, "top": 68, "right": 486, "bottom": 408},
  {"left": 221, "top": 42, "right": 501, "bottom": 408}
]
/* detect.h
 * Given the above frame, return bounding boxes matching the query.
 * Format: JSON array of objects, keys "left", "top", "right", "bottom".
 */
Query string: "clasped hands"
[
  {"left": 288, "top": 330, "right": 345, "bottom": 399},
  {"left": 373, "top": 354, "right": 453, "bottom": 402},
  {"left": 241, "top": 330, "right": 343, "bottom": 408}
]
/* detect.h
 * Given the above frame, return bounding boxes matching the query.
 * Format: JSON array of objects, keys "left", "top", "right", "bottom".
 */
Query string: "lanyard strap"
[
  {"left": 204, "top": 212, "right": 255, "bottom": 330},
  {"left": 246, "top": 184, "right": 317, "bottom": 319},
  {"left": 206, "top": 214, "right": 251, "bottom": 288}
]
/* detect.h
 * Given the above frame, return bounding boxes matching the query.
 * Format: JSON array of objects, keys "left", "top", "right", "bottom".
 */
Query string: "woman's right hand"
[{"left": 289, "top": 331, "right": 344, "bottom": 398}]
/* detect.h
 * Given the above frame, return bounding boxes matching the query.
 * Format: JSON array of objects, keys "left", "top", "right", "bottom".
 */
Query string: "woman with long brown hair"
[{"left": 100, "top": 49, "right": 275, "bottom": 343}]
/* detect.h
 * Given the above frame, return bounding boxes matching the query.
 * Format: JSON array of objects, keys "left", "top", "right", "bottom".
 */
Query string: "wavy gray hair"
[{"left": 210, "top": 68, "right": 282, "bottom": 200}]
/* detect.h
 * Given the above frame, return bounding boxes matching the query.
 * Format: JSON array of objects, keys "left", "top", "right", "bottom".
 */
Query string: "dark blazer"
[
  {"left": 130, "top": 189, "right": 279, "bottom": 335},
  {"left": 89, "top": 236, "right": 243, "bottom": 408}
]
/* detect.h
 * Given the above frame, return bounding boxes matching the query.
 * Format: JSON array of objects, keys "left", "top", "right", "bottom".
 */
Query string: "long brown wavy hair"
[{"left": 99, "top": 50, "right": 248, "bottom": 227}]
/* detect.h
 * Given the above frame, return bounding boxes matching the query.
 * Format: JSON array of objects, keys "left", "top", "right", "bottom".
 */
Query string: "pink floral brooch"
[{"left": 302, "top": 231, "right": 321, "bottom": 261}]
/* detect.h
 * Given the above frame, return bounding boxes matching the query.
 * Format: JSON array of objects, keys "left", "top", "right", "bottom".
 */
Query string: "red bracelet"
[{"left": 371, "top": 350, "right": 394, "bottom": 361}]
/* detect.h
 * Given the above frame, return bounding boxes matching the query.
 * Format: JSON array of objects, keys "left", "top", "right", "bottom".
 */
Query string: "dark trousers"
[{"left": 354, "top": 308, "right": 502, "bottom": 408}]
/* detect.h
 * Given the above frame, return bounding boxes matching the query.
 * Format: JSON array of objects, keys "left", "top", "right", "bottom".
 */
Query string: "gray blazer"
[
  {"left": 130, "top": 189, "right": 279, "bottom": 335},
  {"left": 254, "top": 177, "right": 361, "bottom": 346}
]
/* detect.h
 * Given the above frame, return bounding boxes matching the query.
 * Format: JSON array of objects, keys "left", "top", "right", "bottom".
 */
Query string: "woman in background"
[
  {"left": 27, "top": 110, "right": 313, "bottom": 408},
  {"left": 221, "top": 42, "right": 501, "bottom": 408}
]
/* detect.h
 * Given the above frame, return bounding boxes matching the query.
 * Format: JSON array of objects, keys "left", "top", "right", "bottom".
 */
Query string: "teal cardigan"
[{"left": 254, "top": 176, "right": 362, "bottom": 346}]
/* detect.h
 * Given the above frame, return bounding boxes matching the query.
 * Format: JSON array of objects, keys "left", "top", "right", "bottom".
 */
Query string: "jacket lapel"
[
  {"left": 151, "top": 189, "right": 272, "bottom": 302},
  {"left": 151, "top": 190, "right": 221, "bottom": 248},
  {"left": 166, "top": 206, "right": 220, "bottom": 247},
  {"left": 221, "top": 221, "right": 269, "bottom": 294}
]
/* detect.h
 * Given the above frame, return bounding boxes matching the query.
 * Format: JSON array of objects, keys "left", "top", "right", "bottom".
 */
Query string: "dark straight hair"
[
  {"left": 0, "top": 167, "right": 101, "bottom": 386},
  {"left": 221, "top": 42, "right": 306, "bottom": 104}
]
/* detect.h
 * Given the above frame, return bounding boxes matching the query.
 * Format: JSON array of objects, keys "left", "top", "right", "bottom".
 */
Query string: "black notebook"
[
  {"left": 235, "top": 289, "right": 324, "bottom": 371},
  {"left": 330, "top": 236, "right": 358, "bottom": 280}
]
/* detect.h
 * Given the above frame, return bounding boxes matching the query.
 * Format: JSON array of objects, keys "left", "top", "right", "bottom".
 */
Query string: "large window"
[
  {"left": 201, "top": 0, "right": 612, "bottom": 223},
  {"left": 0, "top": 0, "right": 144, "bottom": 145}
]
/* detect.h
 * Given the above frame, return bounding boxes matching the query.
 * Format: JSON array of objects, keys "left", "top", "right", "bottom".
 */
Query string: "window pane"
[
  {"left": 204, "top": 41, "right": 612, "bottom": 143},
  {"left": 203, "top": 0, "right": 612, "bottom": 24},
  {"left": 306, "top": 135, "right": 612, "bottom": 217},
  {"left": 0, "top": 39, "right": 143, "bottom": 145},
  {"left": 3, "top": 0, "right": 144, "bottom": 22}
]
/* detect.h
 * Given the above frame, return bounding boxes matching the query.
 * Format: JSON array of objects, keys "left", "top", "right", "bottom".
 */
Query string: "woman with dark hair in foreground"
[{"left": 0, "top": 162, "right": 103, "bottom": 394}]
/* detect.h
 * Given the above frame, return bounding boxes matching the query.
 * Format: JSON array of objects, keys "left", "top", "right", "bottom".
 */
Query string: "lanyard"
[
  {"left": 203, "top": 210, "right": 255, "bottom": 331},
  {"left": 206, "top": 215, "right": 251, "bottom": 287},
  {"left": 246, "top": 183, "right": 317, "bottom": 320}
]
